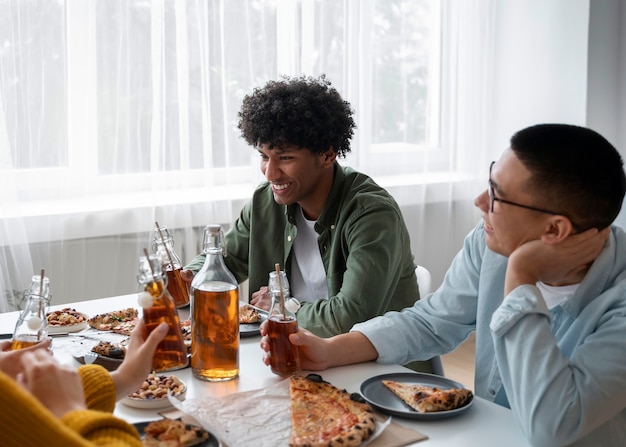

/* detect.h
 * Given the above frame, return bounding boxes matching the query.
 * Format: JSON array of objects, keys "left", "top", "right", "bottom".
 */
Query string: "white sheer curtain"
[{"left": 0, "top": 0, "right": 500, "bottom": 308}]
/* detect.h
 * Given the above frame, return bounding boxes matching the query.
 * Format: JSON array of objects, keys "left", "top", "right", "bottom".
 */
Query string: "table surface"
[{"left": 0, "top": 294, "right": 531, "bottom": 447}]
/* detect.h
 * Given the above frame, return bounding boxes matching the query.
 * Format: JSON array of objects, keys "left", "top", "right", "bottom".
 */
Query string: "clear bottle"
[
  {"left": 152, "top": 224, "right": 190, "bottom": 308},
  {"left": 10, "top": 275, "right": 51, "bottom": 350},
  {"left": 190, "top": 224, "right": 239, "bottom": 381},
  {"left": 137, "top": 254, "right": 188, "bottom": 372},
  {"left": 267, "top": 270, "right": 300, "bottom": 376}
]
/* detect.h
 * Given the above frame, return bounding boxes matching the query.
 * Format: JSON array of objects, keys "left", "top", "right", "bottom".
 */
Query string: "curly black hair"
[{"left": 237, "top": 75, "right": 356, "bottom": 157}]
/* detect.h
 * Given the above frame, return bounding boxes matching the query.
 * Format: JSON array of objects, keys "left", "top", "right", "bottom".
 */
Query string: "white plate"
[
  {"left": 121, "top": 379, "right": 187, "bottom": 409},
  {"left": 47, "top": 319, "right": 89, "bottom": 334}
]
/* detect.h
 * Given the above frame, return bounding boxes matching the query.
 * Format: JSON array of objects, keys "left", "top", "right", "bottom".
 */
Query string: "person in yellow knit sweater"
[{"left": 0, "top": 320, "right": 168, "bottom": 447}]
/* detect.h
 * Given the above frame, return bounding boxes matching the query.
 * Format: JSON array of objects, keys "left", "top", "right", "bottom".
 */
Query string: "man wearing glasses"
[{"left": 261, "top": 123, "right": 626, "bottom": 446}]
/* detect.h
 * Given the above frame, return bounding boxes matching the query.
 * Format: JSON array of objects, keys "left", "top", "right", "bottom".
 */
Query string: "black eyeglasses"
[{"left": 488, "top": 161, "right": 583, "bottom": 232}]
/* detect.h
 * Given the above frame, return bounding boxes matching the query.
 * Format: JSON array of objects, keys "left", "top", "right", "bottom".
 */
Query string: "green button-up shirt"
[{"left": 185, "top": 164, "right": 420, "bottom": 338}]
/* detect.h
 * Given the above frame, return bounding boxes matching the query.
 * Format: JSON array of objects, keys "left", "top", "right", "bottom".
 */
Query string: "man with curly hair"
[{"left": 185, "top": 75, "right": 426, "bottom": 362}]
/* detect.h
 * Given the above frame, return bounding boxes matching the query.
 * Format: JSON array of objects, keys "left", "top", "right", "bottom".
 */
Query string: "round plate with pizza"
[
  {"left": 239, "top": 304, "right": 266, "bottom": 337},
  {"left": 133, "top": 419, "right": 221, "bottom": 447},
  {"left": 360, "top": 372, "right": 474, "bottom": 420},
  {"left": 46, "top": 307, "right": 89, "bottom": 334}
]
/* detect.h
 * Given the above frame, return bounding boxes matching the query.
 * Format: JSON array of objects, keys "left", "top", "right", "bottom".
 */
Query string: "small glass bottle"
[
  {"left": 137, "top": 253, "right": 188, "bottom": 372},
  {"left": 190, "top": 224, "right": 239, "bottom": 382},
  {"left": 267, "top": 270, "right": 300, "bottom": 376},
  {"left": 152, "top": 224, "right": 190, "bottom": 308},
  {"left": 10, "top": 275, "right": 51, "bottom": 350}
]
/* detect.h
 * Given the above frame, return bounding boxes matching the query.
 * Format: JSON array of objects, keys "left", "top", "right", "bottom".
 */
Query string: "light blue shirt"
[{"left": 353, "top": 223, "right": 626, "bottom": 447}]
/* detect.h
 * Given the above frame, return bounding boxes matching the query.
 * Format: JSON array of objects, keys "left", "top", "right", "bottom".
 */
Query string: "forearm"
[
  {"left": 183, "top": 252, "right": 206, "bottom": 275},
  {"left": 327, "top": 332, "right": 378, "bottom": 367}
]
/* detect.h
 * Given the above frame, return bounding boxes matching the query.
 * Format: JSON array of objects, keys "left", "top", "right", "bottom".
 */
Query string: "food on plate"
[
  {"left": 91, "top": 341, "right": 126, "bottom": 359},
  {"left": 46, "top": 307, "right": 88, "bottom": 326},
  {"left": 289, "top": 374, "right": 376, "bottom": 447},
  {"left": 381, "top": 379, "right": 473, "bottom": 413},
  {"left": 239, "top": 304, "right": 261, "bottom": 324},
  {"left": 129, "top": 372, "right": 186, "bottom": 400},
  {"left": 141, "top": 418, "right": 210, "bottom": 447},
  {"left": 88, "top": 307, "right": 138, "bottom": 334}
]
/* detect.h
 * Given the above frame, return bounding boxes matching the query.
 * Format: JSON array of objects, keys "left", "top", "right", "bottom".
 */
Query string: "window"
[{"left": 1, "top": 0, "right": 476, "bottom": 226}]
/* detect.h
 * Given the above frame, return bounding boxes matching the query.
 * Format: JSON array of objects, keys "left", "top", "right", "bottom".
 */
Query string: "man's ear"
[
  {"left": 321, "top": 148, "right": 337, "bottom": 167},
  {"left": 541, "top": 216, "right": 576, "bottom": 244}
]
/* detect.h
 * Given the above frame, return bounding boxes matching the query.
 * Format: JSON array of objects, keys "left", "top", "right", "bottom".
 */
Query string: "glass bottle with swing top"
[
  {"left": 137, "top": 253, "right": 188, "bottom": 371},
  {"left": 10, "top": 275, "right": 51, "bottom": 350},
  {"left": 267, "top": 269, "right": 300, "bottom": 376},
  {"left": 189, "top": 224, "right": 239, "bottom": 381},
  {"left": 151, "top": 224, "right": 191, "bottom": 308}
]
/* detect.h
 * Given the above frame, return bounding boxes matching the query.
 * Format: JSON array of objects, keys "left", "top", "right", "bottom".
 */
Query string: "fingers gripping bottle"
[
  {"left": 267, "top": 270, "right": 301, "bottom": 376},
  {"left": 10, "top": 273, "right": 51, "bottom": 350},
  {"left": 190, "top": 224, "right": 239, "bottom": 381},
  {"left": 137, "top": 253, "right": 188, "bottom": 372}
]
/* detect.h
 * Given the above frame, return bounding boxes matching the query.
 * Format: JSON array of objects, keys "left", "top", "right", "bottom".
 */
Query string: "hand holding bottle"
[{"left": 266, "top": 268, "right": 300, "bottom": 376}]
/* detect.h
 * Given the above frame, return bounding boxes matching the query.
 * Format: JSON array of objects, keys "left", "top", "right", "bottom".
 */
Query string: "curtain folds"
[{"left": 0, "top": 0, "right": 497, "bottom": 308}]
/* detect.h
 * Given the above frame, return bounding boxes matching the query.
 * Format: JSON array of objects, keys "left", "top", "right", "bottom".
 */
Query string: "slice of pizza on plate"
[
  {"left": 289, "top": 374, "right": 376, "bottom": 447},
  {"left": 140, "top": 418, "right": 210, "bottom": 447},
  {"left": 382, "top": 379, "right": 472, "bottom": 413},
  {"left": 88, "top": 307, "right": 138, "bottom": 335}
]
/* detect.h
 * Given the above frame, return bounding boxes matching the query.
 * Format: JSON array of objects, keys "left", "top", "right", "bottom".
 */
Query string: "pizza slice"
[
  {"left": 289, "top": 375, "right": 376, "bottom": 447},
  {"left": 142, "top": 418, "right": 209, "bottom": 447},
  {"left": 88, "top": 308, "right": 138, "bottom": 334},
  {"left": 382, "top": 379, "right": 473, "bottom": 413},
  {"left": 239, "top": 304, "right": 261, "bottom": 324}
]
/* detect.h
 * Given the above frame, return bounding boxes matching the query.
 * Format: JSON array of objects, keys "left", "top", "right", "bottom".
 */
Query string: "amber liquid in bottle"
[
  {"left": 142, "top": 280, "right": 188, "bottom": 372},
  {"left": 10, "top": 335, "right": 44, "bottom": 351},
  {"left": 165, "top": 268, "right": 190, "bottom": 308},
  {"left": 190, "top": 283, "right": 239, "bottom": 381},
  {"left": 268, "top": 316, "right": 300, "bottom": 376}
]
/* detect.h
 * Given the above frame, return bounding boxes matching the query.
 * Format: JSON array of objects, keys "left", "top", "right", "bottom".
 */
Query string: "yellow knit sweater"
[{"left": 0, "top": 364, "right": 142, "bottom": 447}]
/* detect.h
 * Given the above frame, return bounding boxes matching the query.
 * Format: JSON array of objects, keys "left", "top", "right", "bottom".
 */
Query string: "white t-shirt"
[
  {"left": 536, "top": 281, "right": 580, "bottom": 309},
  {"left": 290, "top": 206, "right": 328, "bottom": 303}
]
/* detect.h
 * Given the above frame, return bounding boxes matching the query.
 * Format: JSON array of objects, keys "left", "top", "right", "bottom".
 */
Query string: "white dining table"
[{"left": 0, "top": 294, "right": 531, "bottom": 447}]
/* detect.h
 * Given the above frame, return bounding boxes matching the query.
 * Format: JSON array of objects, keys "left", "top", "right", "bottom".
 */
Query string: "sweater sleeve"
[
  {"left": 0, "top": 369, "right": 142, "bottom": 447},
  {"left": 78, "top": 364, "right": 116, "bottom": 412}
]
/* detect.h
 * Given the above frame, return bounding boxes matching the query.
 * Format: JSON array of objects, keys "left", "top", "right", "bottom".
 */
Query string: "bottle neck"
[
  {"left": 157, "top": 240, "right": 183, "bottom": 268},
  {"left": 144, "top": 278, "right": 167, "bottom": 297}
]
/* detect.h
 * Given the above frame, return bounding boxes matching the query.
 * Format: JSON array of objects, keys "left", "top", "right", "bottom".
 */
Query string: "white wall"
[{"left": 587, "top": 0, "right": 626, "bottom": 228}]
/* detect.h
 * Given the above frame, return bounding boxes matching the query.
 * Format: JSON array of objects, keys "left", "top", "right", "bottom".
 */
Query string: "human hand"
[
  {"left": 505, "top": 226, "right": 610, "bottom": 294},
  {"left": 250, "top": 286, "right": 271, "bottom": 311},
  {"left": 260, "top": 320, "right": 331, "bottom": 371},
  {"left": 17, "top": 348, "right": 86, "bottom": 418},
  {"left": 0, "top": 338, "right": 52, "bottom": 379},
  {"left": 180, "top": 269, "right": 194, "bottom": 286},
  {"left": 110, "top": 320, "right": 169, "bottom": 400}
]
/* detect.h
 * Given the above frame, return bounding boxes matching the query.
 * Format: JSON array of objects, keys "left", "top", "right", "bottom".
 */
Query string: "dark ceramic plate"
[
  {"left": 360, "top": 372, "right": 474, "bottom": 420},
  {"left": 133, "top": 419, "right": 221, "bottom": 446}
]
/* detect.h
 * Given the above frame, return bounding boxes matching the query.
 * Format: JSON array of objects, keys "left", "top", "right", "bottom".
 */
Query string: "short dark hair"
[
  {"left": 237, "top": 75, "right": 356, "bottom": 157},
  {"left": 511, "top": 123, "right": 626, "bottom": 230}
]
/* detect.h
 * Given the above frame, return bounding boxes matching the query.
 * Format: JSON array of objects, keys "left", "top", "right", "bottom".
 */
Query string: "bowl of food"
[
  {"left": 74, "top": 341, "right": 126, "bottom": 371},
  {"left": 122, "top": 372, "right": 187, "bottom": 409}
]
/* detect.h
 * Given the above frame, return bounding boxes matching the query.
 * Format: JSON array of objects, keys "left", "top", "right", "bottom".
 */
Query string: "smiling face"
[
  {"left": 258, "top": 144, "right": 337, "bottom": 220},
  {"left": 474, "top": 149, "right": 551, "bottom": 256}
]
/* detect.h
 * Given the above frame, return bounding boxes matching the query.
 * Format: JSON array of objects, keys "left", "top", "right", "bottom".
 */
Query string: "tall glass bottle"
[
  {"left": 152, "top": 224, "right": 190, "bottom": 308},
  {"left": 137, "top": 253, "right": 188, "bottom": 372},
  {"left": 190, "top": 224, "right": 239, "bottom": 381},
  {"left": 10, "top": 274, "right": 51, "bottom": 350},
  {"left": 267, "top": 270, "right": 300, "bottom": 376}
]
